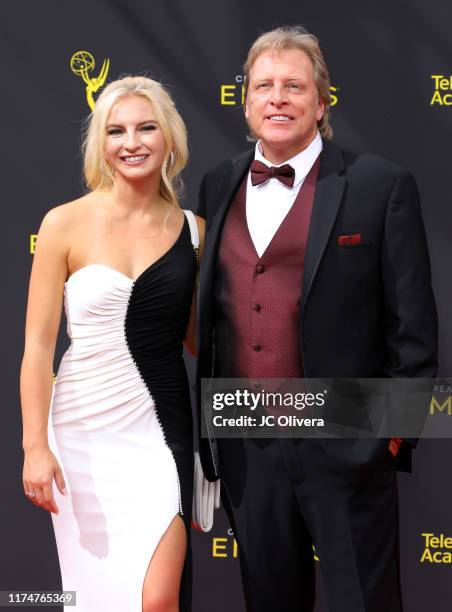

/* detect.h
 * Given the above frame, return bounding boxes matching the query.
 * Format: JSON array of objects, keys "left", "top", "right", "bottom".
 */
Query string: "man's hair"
[{"left": 243, "top": 25, "right": 333, "bottom": 140}]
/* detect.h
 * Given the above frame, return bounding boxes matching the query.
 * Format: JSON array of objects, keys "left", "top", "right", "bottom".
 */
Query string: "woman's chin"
[{"left": 116, "top": 168, "right": 158, "bottom": 184}]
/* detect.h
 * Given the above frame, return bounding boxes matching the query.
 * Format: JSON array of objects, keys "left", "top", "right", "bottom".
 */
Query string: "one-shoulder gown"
[{"left": 48, "top": 214, "right": 196, "bottom": 611}]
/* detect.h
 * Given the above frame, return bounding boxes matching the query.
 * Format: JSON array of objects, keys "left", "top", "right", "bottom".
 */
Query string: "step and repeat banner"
[{"left": 1, "top": 1, "right": 452, "bottom": 610}]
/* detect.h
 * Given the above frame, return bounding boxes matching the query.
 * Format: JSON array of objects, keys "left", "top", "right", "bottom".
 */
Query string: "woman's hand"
[{"left": 23, "top": 447, "right": 67, "bottom": 514}]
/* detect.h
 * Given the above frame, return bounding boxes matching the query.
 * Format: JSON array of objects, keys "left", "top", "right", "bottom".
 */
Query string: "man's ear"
[
  {"left": 316, "top": 96, "right": 325, "bottom": 122},
  {"left": 244, "top": 100, "right": 249, "bottom": 119}
]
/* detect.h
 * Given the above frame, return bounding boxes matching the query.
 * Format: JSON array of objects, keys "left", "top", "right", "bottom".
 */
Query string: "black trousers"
[{"left": 218, "top": 437, "right": 402, "bottom": 612}]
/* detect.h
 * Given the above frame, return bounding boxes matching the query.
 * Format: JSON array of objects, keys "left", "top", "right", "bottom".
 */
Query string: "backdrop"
[{"left": 1, "top": 1, "right": 451, "bottom": 610}]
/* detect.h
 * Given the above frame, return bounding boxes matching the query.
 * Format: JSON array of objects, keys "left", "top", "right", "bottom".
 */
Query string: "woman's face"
[{"left": 103, "top": 95, "right": 167, "bottom": 183}]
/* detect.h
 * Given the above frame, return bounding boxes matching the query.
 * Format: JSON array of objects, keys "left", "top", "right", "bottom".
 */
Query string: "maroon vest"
[{"left": 215, "top": 158, "right": 320, "bottom": 378}]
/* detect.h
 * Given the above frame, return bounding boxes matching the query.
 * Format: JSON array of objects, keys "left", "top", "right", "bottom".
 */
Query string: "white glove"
[{"left": 192, "top": 451, "right": 221, "bottom": 532}]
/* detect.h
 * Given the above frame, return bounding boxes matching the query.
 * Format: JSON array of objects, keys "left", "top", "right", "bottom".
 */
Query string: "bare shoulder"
[
  {"left": 40, "top": 194, "right": 93, "bottom": 234},
  {"left": 36, "top": 194, "right": 100, "bottom": 261}
]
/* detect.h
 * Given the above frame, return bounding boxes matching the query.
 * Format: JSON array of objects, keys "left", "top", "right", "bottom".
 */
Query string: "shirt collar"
[{"left": 254, "top": 131, "right": 323, "bottom": 187}]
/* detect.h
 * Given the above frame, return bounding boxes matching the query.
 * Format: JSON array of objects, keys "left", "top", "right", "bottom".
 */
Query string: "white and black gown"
[{"left": 48, "top": 211, "right": 197, "bottom": 611}]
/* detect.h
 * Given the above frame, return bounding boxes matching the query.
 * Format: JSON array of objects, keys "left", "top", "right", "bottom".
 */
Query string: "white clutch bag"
[{"left": 192, "top": 451, "right": 221, "bottom": 532}]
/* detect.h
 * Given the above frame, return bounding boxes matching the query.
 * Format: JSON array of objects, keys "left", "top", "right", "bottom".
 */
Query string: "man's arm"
[
  {"left": 196, "top": 173, "right": 208, "bottom": 219},
  {"left": 381, "top": 170, "right": 438, "bottom": 379},
  {"left": 381, "top": 171, "right": 438, "bottom": 451}
]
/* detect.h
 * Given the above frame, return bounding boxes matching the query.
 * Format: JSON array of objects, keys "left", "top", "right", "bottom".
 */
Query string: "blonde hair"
[
  {"left": 244, "top": 26, "right": 333, "bottom": 140},
  {"left": 83, "top": 76, "right": 188, "bottom": 206}
]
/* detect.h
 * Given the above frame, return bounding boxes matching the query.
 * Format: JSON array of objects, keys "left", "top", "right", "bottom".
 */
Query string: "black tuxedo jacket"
[{"left": 196, "top": 140, "right": 438, "bottom": 481}]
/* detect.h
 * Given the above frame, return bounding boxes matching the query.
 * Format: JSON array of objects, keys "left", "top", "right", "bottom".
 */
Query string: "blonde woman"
[{"left": 20, "top": 76, "right": 204, "bottom": 612}]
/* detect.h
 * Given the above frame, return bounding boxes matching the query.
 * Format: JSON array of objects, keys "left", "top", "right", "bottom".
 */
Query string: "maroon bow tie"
[{"left": 250, "top": 160, "right": 295, "bottom": 187}]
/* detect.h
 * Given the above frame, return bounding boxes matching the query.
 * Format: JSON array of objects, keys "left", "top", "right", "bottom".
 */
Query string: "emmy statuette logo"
[{"left": 70, "top": 51, "right": 110, "bottom": 110}]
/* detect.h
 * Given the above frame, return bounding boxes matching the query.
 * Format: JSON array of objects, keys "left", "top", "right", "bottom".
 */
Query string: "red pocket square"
[{"left": 338, "top": 233, "right": 362, "bottom": 246}]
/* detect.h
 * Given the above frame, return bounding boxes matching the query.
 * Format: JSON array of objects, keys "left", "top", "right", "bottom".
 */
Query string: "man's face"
[{"left": 245, "top": 48, "right": 325, "bottom": 164}]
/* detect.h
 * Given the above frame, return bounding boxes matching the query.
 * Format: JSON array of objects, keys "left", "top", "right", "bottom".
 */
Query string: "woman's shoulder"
[{"left": 40, "top": 193, "right": 99, "bottom": 233}]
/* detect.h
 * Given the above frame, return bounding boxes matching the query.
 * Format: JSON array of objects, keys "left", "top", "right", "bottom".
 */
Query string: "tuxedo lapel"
[
  {"left": 200, "top": 150, "right": 254, "bottom": 292},
  {"left": 301, "top": 141, "right": 346, "bottom": 311}
]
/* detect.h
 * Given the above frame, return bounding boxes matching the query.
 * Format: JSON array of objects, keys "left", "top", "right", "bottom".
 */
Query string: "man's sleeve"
[
  {"left": 381, "top": 171, "right": 438, "bottom": 449},
  {"left": 196, "top": 173, "right": 208, "bottom": 219},
  {"left": 381, "top": 170, "right": 438, "bottom": 379}
]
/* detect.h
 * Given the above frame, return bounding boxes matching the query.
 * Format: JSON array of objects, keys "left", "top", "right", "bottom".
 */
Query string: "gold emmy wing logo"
[{"left": 70, "top": 51, "right": 110, "bottom": 110}]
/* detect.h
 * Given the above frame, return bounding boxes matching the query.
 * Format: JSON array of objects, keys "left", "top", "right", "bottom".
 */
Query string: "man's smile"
[{"left": 266, "top": 114, "right": 293, "bottom": 122}]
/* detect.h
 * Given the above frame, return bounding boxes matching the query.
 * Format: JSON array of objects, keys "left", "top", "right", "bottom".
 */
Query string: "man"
[{"left": 196, "top": 26, "right": 437, "bottom": 612}]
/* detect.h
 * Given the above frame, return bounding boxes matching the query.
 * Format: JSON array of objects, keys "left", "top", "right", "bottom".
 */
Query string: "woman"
[{"left": 20, "top": 76, "right": 204, "bottom": 612}]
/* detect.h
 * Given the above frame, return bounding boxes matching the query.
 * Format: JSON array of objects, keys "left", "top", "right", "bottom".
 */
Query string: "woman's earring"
[{"left": 100, "top": 158, "right": 114, "bottom": 178}]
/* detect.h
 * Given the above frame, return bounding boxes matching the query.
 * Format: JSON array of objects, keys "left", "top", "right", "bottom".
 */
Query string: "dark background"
[{"left": 1, "top": 1, "right": 451, "bottom": 610}]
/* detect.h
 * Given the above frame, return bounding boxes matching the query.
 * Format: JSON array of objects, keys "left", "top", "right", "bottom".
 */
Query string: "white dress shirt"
[{"left": 246, "top": 132, "right": 323, "bottom": 257}]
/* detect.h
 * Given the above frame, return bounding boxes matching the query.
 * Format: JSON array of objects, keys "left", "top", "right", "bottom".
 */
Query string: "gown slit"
[{"left": 140, "top": 513, "right": 187, "bottom": 610}]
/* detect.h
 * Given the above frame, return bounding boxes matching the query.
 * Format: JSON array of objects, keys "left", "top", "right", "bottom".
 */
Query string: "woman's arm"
[
  {"left": 20, "top": 205, "right": 71, "bottom": 513},
  {"left": 184, "top": 215, "right": 205, "bottom": 356}
]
